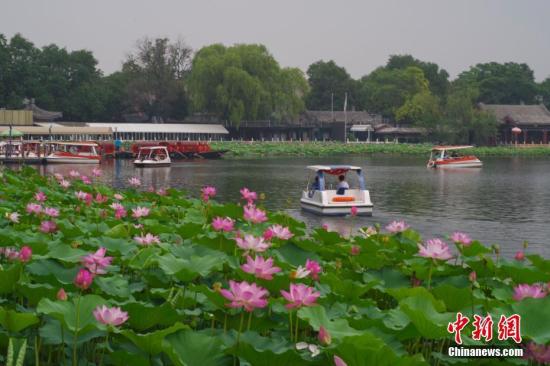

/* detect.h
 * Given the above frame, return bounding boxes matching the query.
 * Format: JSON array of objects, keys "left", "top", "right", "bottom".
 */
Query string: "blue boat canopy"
[{"left": 306, "top": 165, "right": 362, "bottom": 175}]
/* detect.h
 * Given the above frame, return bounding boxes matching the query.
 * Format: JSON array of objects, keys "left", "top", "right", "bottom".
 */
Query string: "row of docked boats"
[
  {"left": 0, "top": 141, "right": 174, "bottom": 167},
  {"left": 300, "top": 145, "right": 483, "bottom": 216}
]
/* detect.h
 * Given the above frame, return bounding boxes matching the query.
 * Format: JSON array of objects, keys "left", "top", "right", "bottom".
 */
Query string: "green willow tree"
[
  {"left": 188, "top": 44, "right": 308, "bottom": 127},
  {"left": 305, "top": 60, "right": 360, "bottom": 111}
]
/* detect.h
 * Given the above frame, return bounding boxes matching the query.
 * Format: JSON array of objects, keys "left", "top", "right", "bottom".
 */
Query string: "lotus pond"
[{"left": 0, "top": 167, "right": 549, "bottom": 365}]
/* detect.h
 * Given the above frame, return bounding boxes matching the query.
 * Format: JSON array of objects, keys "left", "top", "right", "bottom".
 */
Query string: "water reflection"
[{"left": 35, "top": 155, "right": 550, "bottom": 257}]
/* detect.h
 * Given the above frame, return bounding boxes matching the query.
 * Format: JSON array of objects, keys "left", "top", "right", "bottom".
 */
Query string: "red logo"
[{"left": 447, "top": 313, "right": 521, "bottom": 344}]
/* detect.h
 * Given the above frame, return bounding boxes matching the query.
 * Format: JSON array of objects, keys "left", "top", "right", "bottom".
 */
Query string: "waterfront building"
[{"left": 479, "top": 103, "right": 550, "bottom": 144}]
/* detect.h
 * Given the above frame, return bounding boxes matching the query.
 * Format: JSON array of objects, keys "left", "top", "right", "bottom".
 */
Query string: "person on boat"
[
  {"left": 336, "top": 175, "right": 349, "bottom": 195},
  {"left": 309, "top": 176, "right": 320, "bottom": 197}
]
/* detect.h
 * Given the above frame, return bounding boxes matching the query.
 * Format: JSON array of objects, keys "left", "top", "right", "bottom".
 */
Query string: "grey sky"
[{"left": 3, "top": 0, "right": 550, "bottom": 81}]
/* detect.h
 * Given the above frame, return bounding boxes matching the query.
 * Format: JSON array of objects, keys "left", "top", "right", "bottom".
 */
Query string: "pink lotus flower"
[
  {"left": 201, "top": 186, "right": 216, "bottom": 202},
  {"left": 243, "top": 205, "right": 267, "bottom": 224},
  {"left": 1, "top": 248, "right": 20, "bottom": 261},
  {"left": 110, "top": 203, "right": 127, "bottom": 219},
  {"left": 147, "top": 186, "right": 155, "bottom": 193},
  {"left": 515, "top": 251, "right": 525, "bottom": 261},
  {"left": 95, "top": 193, "right": 108, "bottom": 204},
  {"left": 34, "top": 191, "right": 47, "bottom": 202},
  {"left": 269, "top": 225, "right": 293, "bottom": 240},
  {"left": 134, "top": 233, "right": 160, "bottom": 246},
  {"left": 263, "top": 228, "right": 274, "bottom": 241},
  {"left": 7, "top": 212, "right": 20, "bottom": 223},
  {"left": 157, "top": 188, "right": 167, "bottom": 196},
  {"left": 57, "top": 288, "right": 68, "bottom": 301},
  {"left": 418, "top": 239, "right": 453, "bottom": 261},
  {"left": 128, "top": 177, "right": 141, "bottom": 187},
  {"left": 241, "top": 256, "right": 281, "bottom": 280},
  {"left": 280, "top": 283, "right": 320, "bottom": 309},
  {"left": 18, "top": 246, "right": 32, "bottom": 262},
  {"left": 350, "top": 206, "right": 358, "bottom": 216},
  {"left": 318, "top": 326, "right": 331, "bottom": 345},
  {"left": 26, "top": 203, "right": 43, "bottom": 215},
  {"left": 44, "top": 207, "right": 59, "bottom": 218},
  {"left": 524, "top": 342, "right": 550, "bottom": 364},
  {"left": 235, "top": 235, "right": 270, "bottom": 253},
  {"left": 350, "top": 245, "right": 361, "bottom": 256},
  {"left": 54, "top": 173, "right": 64, "bottom": 181},
  {"left": 92, "top": 167, "right": 102, "bottom": 177},
  {"left": 220, "top": 280, "right": 269, "bottom": 312},
  {"left": 40, "top": 220, "right": 57, "bottom": 233},
  {"left": 469, "top": 271, "right": 477, "bottom": 282},
  {"left": 82, "top": 247, "right": 113, "bottom": 275},
  {"left": 114, "top": 193, "right": 123, "bottom": 200},
  {"left": 93, "top": 305, "right": 129, "bottom": 327},
  {"left": 75, "top": 191, "right": 90, "bottom": 201},
  {"left": 132, "top": 206, "right": 150, "bottom": 219},
  {"left": 69, "top": 170, "right": 80, "bottom": 178},
  {"left": 322, "top": 224, "right": 329, "bottom": 231},
  {"left": 59, "top": 179, "right": 71, "bottom": 188},
  {"left": 240, "top": 187, "right": 257, "bottom": 204},
  {"left": 451, "top": 232, "right": 472, "bottom": 246},
  {"left": 386, "top": 220, "right": 410, "bottom": 233},
  {"left": 110, "top": 202, "right": 124, "bottom": 210},
  {"left": 513, "top": 284, "right": 547, "bottom": 301},
  {"left": 334, "top": 356, "right": 348, "bottom": 366},
  {"left": 74, "top": 269, "right": 94, "bottom": 290},
  {"left": 81, "top": 175, "right": 92, "bottom": 185},
  {"left": 305, "top": 259, "right": 322, "bottom": 280},
  {"left": 212, "top": 217, "right": 235, "bottom": 232}
]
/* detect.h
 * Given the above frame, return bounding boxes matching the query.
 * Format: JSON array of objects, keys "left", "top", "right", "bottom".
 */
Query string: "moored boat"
[
  {"left": 134, "top": 146, "right": 171, "bottom": 167},
  {"left": 427, "top": 146, "right": 482, "bottom": 168},
  {"left": 45, "top": 142, "right": 101, "bottom": 164},
  {"left": 300, "top": 165, "right": 373, "bottom": 216},
  {"left": 0, "top": 141, "right": 44, "bottom": 164}
]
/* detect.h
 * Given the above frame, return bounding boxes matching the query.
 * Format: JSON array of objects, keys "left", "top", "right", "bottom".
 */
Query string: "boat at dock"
[
  {"left": 44, "top": 142, "right": 101, "bottom": 164},
  {"left": 0, "top": 141, "right": 44, "bottom": 164},
  {"left": 427, "top": 145, "right": 482, "bottom": 168},
  {"left": 134, "top": 146, "right": 171, "bottom": 167},
  {"left": 300, "top": 165, "right": 373, "bottom": 216}
]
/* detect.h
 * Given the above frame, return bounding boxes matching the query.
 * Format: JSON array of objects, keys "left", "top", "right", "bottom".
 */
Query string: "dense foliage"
[
  {"left": 187, "top": 44, "right": 308, "bottom": 127},
  {"left": 211, "top": 141, "right": 550, "bottom": 158},
  {"left": 1, "top": 32, "right": 549, "bottom": 145},
  {"left": 0, "top": 168, "right": 549, "bottom": 365}
]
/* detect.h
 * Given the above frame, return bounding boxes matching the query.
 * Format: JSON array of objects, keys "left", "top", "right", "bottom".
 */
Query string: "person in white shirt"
[{"left": 336, "top": 175, "right": 349, "bottom": 194}]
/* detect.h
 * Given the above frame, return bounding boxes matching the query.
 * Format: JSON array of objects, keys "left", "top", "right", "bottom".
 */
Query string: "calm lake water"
[{"left": 38, "top": 155, "right": 550, "bottom": 257}]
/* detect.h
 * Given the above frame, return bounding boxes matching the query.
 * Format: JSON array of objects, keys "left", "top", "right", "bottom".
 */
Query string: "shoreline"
[{"left": 211, "top": 141, "right": 550, "bottom": 158}]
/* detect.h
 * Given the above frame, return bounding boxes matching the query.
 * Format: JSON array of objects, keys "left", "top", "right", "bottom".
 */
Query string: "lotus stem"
[
  {"left": 234, "top": 312, "right": 245, "bottom": 366},
  {"left": 427, "top": 261, "right": 434, "bottom": 290},
  {"left": 247, "top": 311, "right": 252, "bottom": 331},
  {"left": 294, "top": 312, "right": 299, "bottom": 342},
  {"left": 99, "top": 332, "right": 109, "bottom": 366},
  {"left": 35, "top": 335, "right": 39, "bottom": 366},
  {"left": 72, "top": 294, "right": 81, "bottom": 366},
  {"left": 288, "top": 311, "right": 293, "bottom": 341}
]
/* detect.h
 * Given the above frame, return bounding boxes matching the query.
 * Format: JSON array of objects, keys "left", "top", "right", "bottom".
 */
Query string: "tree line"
[{"left": 1, "top": 33, "right": 550, "bottom": 143}]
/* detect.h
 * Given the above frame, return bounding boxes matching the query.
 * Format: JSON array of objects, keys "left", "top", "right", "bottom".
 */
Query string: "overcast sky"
[{"left": 3, "top": 0, "right": 550, "bottom": 81}]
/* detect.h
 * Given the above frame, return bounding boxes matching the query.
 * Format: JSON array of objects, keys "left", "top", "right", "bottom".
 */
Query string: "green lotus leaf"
[
  {"left": 26, "top": 259, "right": 78, "bottom": 285},
  {"left": 399, "top": 294, "right": 455, "bottom": 339},
  {"left": 95, "top": 275, "right": 131, "bottom": 299},
  {"left": 297, "top": 305, "right": 362, "bottom": 340},
  {"left": 124, "top": 302, "right": 180, "bottom": 331},
  {"left": 499, "top": 260, "right": 550, "bottom": 283},
  {"left": 0, "top": 307, "right": 39, "bottom": 333},
  {"left": 105, "top": 223, "right": 129, "bottom": 238},
  {"left": 460, "top": 241, "right": 491, "bottom": 257},
  {"left": 0, "top": 263, "right": 21, "bottom": 294},
  {"left": 163, "top": 330, "right": 232, "bottom": 366},
  {"left": 121, "top": 322, "right": 188, "bottom": 355},
  {"left": 431, "top": 284, "right": 473, "bottom": 312},
  {"left": 232, "top": 331, "right": 307, "bottom": 366},
  {"left": 39, "top": 318, "right": 104, "bottom": 346},
  {"left": 511, "top": 296, "right": 550, "bottom": 344},
  {"left": 37, "top": 294, "right": 106, "bottom": 336}
]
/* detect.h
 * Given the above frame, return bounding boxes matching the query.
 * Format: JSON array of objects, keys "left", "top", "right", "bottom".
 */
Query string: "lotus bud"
[
  {"left": 469, "top": 271, "right": 477, "bottom": 282},
  {"left": 350, "top": 206, "right": 358, "bottom": 216},
  {"left": 57, "top": 288, "right": 68, "bottom": 301},
  {"left": 18, "top": 246, "right": 32, "bottom": 262},
  {"left": 514, "top": 251, "right": 525, "bottom": 261},
  {"left": 334, "top": 356, "right": 348, "bottom": 366},
  {"left": 318, "top": 326, "right": 331, "bottom": 345},
  {"left": 350, "top": 245, "right": 360, "bottom": 256},
  {"left": 74, "top": 269, "right": 94, "bottom": 290}
]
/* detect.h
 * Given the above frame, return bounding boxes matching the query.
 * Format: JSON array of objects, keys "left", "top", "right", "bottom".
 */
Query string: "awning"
[
  {"left": 88, "top": 123, "right": 229, "bottom": 134},
  {"left": 350, "top": 124, "right": 373, "bottom": 132},
  {"left": 0, "top": 126, "right": 112, "bottom": 135}
]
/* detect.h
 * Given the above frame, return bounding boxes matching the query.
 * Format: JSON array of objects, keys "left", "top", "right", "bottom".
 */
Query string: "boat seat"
[{"left": 332, "top": 196, "right": 355, "bottom": 202}]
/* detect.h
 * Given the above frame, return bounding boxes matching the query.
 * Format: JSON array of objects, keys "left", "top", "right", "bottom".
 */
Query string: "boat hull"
[
  {"left": 46, "top": 157, "right": 100, "bottom": 164},
  {"left": 300, "top": 199, "right": 373, "bottom": 216},
  {"left": 427, "top": 158, "right": 483, "bottom": 168},
  {"left": 0, "top": 157, "right": 45, "bottom": 164},
  {"left": 134, "top": 161, "right": 171, "bottom": 167}
]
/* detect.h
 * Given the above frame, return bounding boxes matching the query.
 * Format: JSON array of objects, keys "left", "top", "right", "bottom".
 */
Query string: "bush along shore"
[
  {"left": 0, "top": 167, "right": 549, "bottom": 365},
  {"left": 211, "top": 141, "right": 550, "bottom": 158}
]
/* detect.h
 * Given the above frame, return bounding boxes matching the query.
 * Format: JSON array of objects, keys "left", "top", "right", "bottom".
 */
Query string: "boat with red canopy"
[
  {"left": 45, "top": 142, "right": 101, "bottom": 164},
  {"left": 300, "top": 165, "right": 373, "bottom": 216},
  {"left": 427, "top": 145, "right": 482, "bottom": 168}
]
